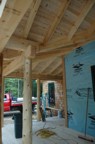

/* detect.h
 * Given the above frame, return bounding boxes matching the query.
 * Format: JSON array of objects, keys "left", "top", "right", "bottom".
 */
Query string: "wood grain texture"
[
  {"left": 0, "top": 54, "right": 3, "bottom": 144},
  {"left": 0, "top": 0, "right": 33, "bottom": 52},
  {"left": 0, "top": 0, "right": 95, "bottom": 79},
  {"left": 22, "top": 58, "right": 32, "bottom": 144}
]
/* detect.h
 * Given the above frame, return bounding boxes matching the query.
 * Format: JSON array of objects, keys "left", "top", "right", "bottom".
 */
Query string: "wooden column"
[
  {"left": 37, "top": 79, "right": 41, "bottom": 121},
  {"left": 22, "top": 46, "right": 32, "bottom": 144},
  {"left": 0, "top": 54, "right": 3, "bottom": 144},
  {"left": 1, "top": 77, "right": 4, "bottom": 127},
  {"left": 62, "top": 57, "right": 68, "bottom": 127}
]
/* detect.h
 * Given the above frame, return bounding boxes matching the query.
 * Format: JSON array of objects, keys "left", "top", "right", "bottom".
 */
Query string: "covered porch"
[
  {"left": 2, "top": 117, "right": 95, "bottom": 144},
  {"left": 0, "top": 0, "right": 95, "bottom": 144}
]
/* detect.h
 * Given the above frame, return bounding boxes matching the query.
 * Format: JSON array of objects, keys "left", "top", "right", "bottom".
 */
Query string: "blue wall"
[{"left": 65, "top": 41, "right": 95, "bottom": 137}]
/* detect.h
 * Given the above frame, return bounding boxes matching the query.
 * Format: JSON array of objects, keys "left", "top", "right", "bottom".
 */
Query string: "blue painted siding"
[{"left": 65, "top": 41, "right": 95, "bottom": 137}]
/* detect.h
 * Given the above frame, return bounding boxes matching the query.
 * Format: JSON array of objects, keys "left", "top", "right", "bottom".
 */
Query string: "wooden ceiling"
[{"left": 1, "top": 0, "right": 95, "bottom": 80}]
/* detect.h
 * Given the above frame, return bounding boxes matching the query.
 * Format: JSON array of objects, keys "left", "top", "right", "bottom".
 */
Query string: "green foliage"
[
  {"left": 4, "top": 78, "right": 42, "bottom": 98},
  {"left": 4, "top": 78, "right": 23, "bottom": 97}
]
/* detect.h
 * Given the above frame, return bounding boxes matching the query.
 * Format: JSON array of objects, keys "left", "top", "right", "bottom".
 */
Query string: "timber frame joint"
[{"left": 24, "top": 45, "right": 36, "bottom": 59}]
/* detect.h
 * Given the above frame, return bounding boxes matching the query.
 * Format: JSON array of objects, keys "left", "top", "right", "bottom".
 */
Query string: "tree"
[
  {"left": 4, "top": 78, "right": 23, "bottom": 97},
  {"left": 4, "top": 78, "right": 42, "bottom": 97}
]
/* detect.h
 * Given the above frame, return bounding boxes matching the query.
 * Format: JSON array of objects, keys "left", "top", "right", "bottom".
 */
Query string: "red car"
[
  {"left": 4, "top": 93, "right": 11, "bottom": 111},
  {"left": 4, "top": 93, "right": 37, "bottom": 112}
]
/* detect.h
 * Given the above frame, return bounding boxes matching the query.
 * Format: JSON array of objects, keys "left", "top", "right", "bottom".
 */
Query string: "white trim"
[{"left": 0, "top": 0, "right": 7, "bottom": 17}]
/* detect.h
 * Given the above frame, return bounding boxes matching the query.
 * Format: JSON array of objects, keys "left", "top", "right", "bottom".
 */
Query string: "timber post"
[
  {"left": 37, "top": 79, "right": 41, "bottom": 121},
  {"left": 1, "top": 77, "right": 4, "bottom": 127},
  {"left": 22, "top": 46, "right": 33, "bottom": 144},
  {"left": 0, "top": 54, "right": 3, "bottom": 144},
  {"left": 62, "top": 57, "right": 68, "bottom": 127}
]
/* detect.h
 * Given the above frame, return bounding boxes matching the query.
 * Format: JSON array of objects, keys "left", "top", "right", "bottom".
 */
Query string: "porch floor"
[{"left": 2, "top": 117, "right": 95, "bottom": 144}]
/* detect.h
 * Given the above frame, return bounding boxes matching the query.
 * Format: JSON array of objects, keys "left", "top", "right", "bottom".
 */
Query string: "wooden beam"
[
  {"left": 67, "top": 0, "right": 95, "bottom": 40},
  {"left": 43, "top": 0, "right": 71, "bottom": 43},
  {"left": 3, "top": 46, "right": 35, "bottom": 76},
  {"left": 6, "top": 71, "right": 24, "bottom": 78},
  {"left": 6, "top": 36, "right": 38, "bottom": 51},
  {"left": 25, "top": 45, "right": 36, "bottom": 59},
  {"left": 3, "top": 44, "right": 85, "bottom": 76},
  {"left": 3, "top": 49, "right": 22, "bottom": 60},
  {"left": 34, "top": 42, "right": 88, "bottom": 61},
  {"left": 0, "top": 0, "right": 33, "bottom": 52},
  {"left": 3, "top": 55, "right": 24, "bottom": 76},
  {"left": 0, "top": 54, "right": 3, "bottom": 144},
  {"left": 3, "top": 46, "right": 80, "bottom": 76},
  {"left": 22, "top": 52, "right": 32, "bottom": 144},
  {"left": 25, "top": 74, "right": 63, "bottom": 80},
  {"left": 87, "top": 20, "right": 95, "bottom": 36},
  {"left": 45, "top": 58, "right": 61, "bottom": 74},
  {"left": 32, "top": 62, "right": 39, "bottom": 70},
  {"left": 62, "top": 56, "right": 68, "bottom": 127},
  {"left": 49, "top": 61, "right": 61, "bottom": 74},
  {"left": 40, "top": 32, "right": 95, "bottom": 52},
  {"left": 38, "top": 57, "right": 56, "bottom": 74},
  {"left": 3, "top": 52, "right": 50, "bottom": 77},
  {"left": 52, "top": 65, "right": 62, "bottom": 75},
  {"left": 6, "top": 32, "right": 95, "bottom": 53},
  {"left": 23, "top": 0, "right": 42, "bottom": 38},
  {"left": 7, "top": 72, "right": 62, "bottom": 80},
  {"left": 32, "top": 74, "right": 63, "bottom": 80},
  {"left": 34, "top": 46, "right": 77, "bottom": 61}
]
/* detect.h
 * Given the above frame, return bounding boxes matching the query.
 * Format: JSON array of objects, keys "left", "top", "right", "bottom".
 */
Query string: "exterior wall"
[
  {"left": 42, "top": 80, "right": 64, "bottom": 115},
  {"left": 65, "top": 41, "right": 95, "bottom": 137},
  {"left": 55, "top": 81, "right": 64, "bottom": 110}
]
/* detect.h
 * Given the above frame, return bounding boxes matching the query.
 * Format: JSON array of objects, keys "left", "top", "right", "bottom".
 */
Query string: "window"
[
  {"left": 48, "top": 82, "right": 55, "bottom": 106},
  {"left": 4, "top": 95, "right": 7, "bottom": 101},
  {"left": 91, "top": 65, "right": 95, "bottom": 101}
]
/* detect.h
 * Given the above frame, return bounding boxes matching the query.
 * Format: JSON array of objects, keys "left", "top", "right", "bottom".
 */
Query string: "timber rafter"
[{"left": 1, "top": 0, "right": 95, "bottom": 79}]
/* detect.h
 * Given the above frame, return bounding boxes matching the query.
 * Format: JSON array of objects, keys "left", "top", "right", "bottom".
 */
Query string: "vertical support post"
[
  {"left": 62, "top": 56, "right": 68, "bottom": 127},
  {"left": 37, "top": 79, "right": 41, "bottom": 121},
  {"left": 22, "top": 46, "right": 32, "bottom": 144},
  {"left": 1, "top": 77, "right": 4, "bottom": 127},
  {"left": 0, "top": 54, "right": 3, "bottom": 144}
]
